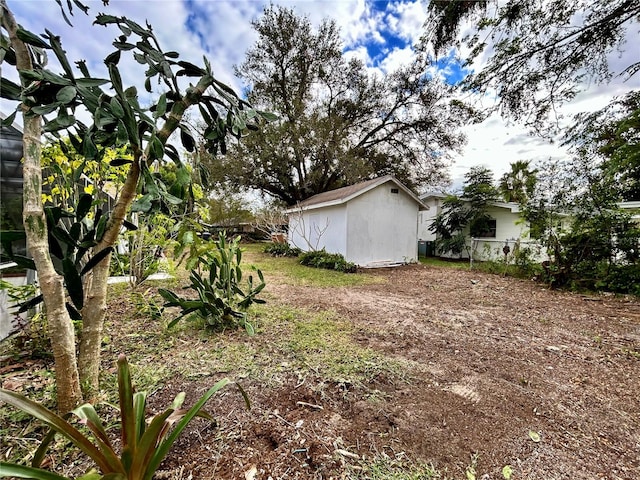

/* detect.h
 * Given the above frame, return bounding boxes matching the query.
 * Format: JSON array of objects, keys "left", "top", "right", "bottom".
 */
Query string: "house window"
[
  {"left": 390, "top": 188, "right": 399, "bottom": 194},
  {"left": 471, "top": 219, "right": 497, "bottom": 238}
]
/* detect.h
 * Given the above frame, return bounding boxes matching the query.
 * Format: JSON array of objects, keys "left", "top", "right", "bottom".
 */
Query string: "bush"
[
  {"left": 299, "top": 249, "right": 357, "bottom": 273},
  {"left": 597, "top": 264, "right": 640, "bottom": 296},
  {"left": 512, "top": 244, "right": 543, "bottom": 278},
  {"left": 263, "top": 242, "right": 301, "bottom": 257},
  {"left": 159, "top": 232, "right": 266, "bottom": 333}
]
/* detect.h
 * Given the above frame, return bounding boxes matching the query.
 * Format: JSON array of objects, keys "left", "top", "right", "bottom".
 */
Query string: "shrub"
[
  {"left": 512, "top": 244, "right": 543, "bottom": 278},
  {"left": 299, "top": 249, "right": 357, "bottom": 273},
  {"left": 597, "top": 264, "right": 640, "bottom": 296},
  {"left": 159, "top": 232, "right": 266, "bottom": 333},
  {"left": 263, "top": 242, "right": 301, "bottom": 257},
  {"left": 0, "top": 354, "right": 248, "bottom": 480}
]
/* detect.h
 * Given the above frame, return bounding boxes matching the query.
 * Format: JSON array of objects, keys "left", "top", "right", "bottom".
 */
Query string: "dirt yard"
[
  {"left": 3, "top": 262, "right": 640, "bottom": 479},
  {"left": 153, "top": 263, "right": 640, "bottom": 480}
]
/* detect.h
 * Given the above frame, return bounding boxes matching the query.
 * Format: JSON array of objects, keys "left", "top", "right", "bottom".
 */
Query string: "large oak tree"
[{"left": 206, "top": 5, "right": 472, "bottom": 205}]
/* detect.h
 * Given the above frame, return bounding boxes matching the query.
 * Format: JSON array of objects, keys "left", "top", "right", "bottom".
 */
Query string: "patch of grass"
[
  {"left": 242, "top": 242, "right": 383, "bottom": 287},
  {"left": 161, "top": 301, "right": 406, "bottom": 389},
  {"left": 96, "top": 355, "right": 170, "bottom": 404},
  {"left": 0, "top": 367, "right": 61, "bottom": 464},
  {"left": 419, "top": 257, "right": 470, "bottom": 270},
  {"left": 250, "top": 254, "right": 383, "bottom": 288},
  {"left": 152, "top": 304, "right": 297, "bottom": 386},
  {"left": 346, "top": 455, "right": 441, "bottom": 479},
  {"left": 284, "top": 310, "right": 405, "bottom": 386}
]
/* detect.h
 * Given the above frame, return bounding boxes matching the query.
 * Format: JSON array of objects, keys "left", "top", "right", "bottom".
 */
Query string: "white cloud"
[
  {"left": 343, "top": 45, "right": 372, "bottom": 65},
  {"left": 379, "top": 46, "right": 415, "bottom": 73},
  {"left": 386, "top": 0, "right": 428, "bottom": 44},
  {"left": 449, "top": 115, "right": 566, "bottom": 191}
]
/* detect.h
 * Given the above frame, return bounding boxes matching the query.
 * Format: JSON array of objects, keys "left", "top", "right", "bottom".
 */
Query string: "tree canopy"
[
  {"left": 422, "top": 0, "right": 640, "bottom": 133},
  {"left": 564, "top": 91, "right": 640, "bottom": 202},
  {"left": 430, "top": 165, "right": 499, "bottom": 257},
  {"left": 206, "top": 5, "right": 473, "bottom": 205}
]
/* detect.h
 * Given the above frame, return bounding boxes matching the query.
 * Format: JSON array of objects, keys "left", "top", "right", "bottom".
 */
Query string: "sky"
[{"left": 4, "top": 0, "right": 639, "bottom": 194}]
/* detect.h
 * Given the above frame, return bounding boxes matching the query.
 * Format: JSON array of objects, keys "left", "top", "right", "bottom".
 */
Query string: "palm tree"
[{"left": 499, "top": 160, "right": 537, "bottom": 204}]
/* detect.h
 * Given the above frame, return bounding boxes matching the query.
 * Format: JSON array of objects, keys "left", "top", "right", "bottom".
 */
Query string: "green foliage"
[
  {"left": 429, "top": 195, "right": 470, "bottom": 256},
  {"left": 112, "top": 212, "right": 175, "bottom": 286},
  {"left": 0, "top": 354, "right": 246, "bottom": 480},
  {"left": 3, "top": 0, "right": 273, "bottom": 409},
  {"left": 423, "top": 1, "right": 639, "bottom": 133},
  {"left": 511, "top": 243, "right": 543, "bottom": 278},
  {"left": 523, "top": 109, "right": 640, "bottom": 295},
  {"left": 499, "top": 160, "right": 537, "bottom": 204},
  {"left": 599, "top": 265, "right": 640, "bottom": 296},
  {"left": 530, "top": 205, "right": 640, "bottom": 294},
  {"left": 3, "top": 3, "right": 271, "bottom": 229},
  {"left": 2, "top": 309, "right": 52, "bottom": 360},
  {"left": 40, "top": 141, "right": 131, "bottom": 210},
  {"left": 566, "top": 91, "right": 640, "bottom": 202},
  {"left": 131, "top": 289, "right": 165, "bottom": 321},
  {"left": 298, "top": 249, "right": 357, "bottom": 273},
  {"left": 0, "top": 193, "right": 125, "bottom": 319},
  {"left": 263, "top": 242, "right": 301, "bottom": 257},
  {"left": 202, "top": 194, "right": 255, "bottom": 226},
  {"left": 463, "top": 166, "right": 498, "bottom": 205},
  {"left": 159, "top": 233, "right": 266, "bottom": 333},
  {"left": 430, "top": 167, "right": 499, "bottom": 257}
]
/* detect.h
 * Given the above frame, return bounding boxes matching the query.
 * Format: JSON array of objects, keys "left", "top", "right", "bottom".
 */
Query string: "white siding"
[
  {"left": 346, "top": 184, "right": 419, "bottom": 265},
  {"left": 288, "top": 205, "right": 347, "bottom": 255},
  {"left": 418, "top": 197, "right": 442, "bottom": 241},
  {"left": 471, "top": 206, "right": 535, "bottom": 261}
]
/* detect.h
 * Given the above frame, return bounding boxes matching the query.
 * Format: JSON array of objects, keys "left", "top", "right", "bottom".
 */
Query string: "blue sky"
[{"left": 4, "top": 0, "right": 639, "bottom": 192}]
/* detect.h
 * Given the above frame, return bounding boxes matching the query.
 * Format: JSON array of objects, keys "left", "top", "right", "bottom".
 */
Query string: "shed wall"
[
  {"left": 288, "top": 205, "right": 347, "bottom": 255},
  {"left": 418, "top": 196, "right": 442, "bottom": 241},
  {"left": 345, "top": 184, "right": 419, "bottom": 265}
]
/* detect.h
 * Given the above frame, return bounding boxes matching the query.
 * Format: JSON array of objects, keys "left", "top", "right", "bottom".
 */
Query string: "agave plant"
[{"left": 0, "top": 354, "right": 249, "bottom": 480}]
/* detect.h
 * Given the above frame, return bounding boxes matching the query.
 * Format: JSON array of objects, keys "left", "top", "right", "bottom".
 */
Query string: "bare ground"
[
  {"left": 155, "top": 263, "right": 640, "bottom": 479},
  {"left": 3, "top": 262, "right": 640, "bottom": 479}
]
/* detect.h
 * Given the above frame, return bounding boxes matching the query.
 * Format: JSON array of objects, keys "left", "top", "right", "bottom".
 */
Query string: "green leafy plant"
[
  {"left": 1, "top": 194, "right": 138, "bottom": 321},
  {"left": 263, "top": 242, "right": 301, "bottom": 257},
  {"left": 0, "top": 354, "right": 248, "bottom": 480},
  {"left": 158, "top": 232, "right": 266, "bottom": 333},
  {"left": 131, "top": 289, "right": 164, "bottom": 321},
  {"left": 298, "top": 249, "right": 357, "bottom": 273},
  {"left": 118, "top": 212, "right": 175, "bottom": 287}
]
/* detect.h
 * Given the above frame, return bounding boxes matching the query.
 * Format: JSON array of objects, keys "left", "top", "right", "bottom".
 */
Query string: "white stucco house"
[
  {"left": 418, "top": 193, "right": 544, "bottom": 261},
  {"left": 286, "top": 175, "right": 428, "bottom": 267}
]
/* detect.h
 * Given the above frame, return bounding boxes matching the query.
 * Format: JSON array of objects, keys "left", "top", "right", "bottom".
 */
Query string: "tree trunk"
[
  {"left": 78, "top": 161, "right": 141, "bottom": 398},
  {"left": 77, "top": 77, "right": 213, "bottom": 396},
  {"left": 2, "top": 0, "right": 82, "bottom": 412},
  {"left": 23, "top": 115, "right": 82, "bottom": 413}
]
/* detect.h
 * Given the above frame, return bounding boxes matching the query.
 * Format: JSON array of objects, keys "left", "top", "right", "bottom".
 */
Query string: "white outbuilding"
[{"left": 285, "top": 175, "right": 428, "bottom": 267}]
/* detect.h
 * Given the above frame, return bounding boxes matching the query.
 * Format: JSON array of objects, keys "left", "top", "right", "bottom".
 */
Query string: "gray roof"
[{"left": 285, "top": 175, "right": 428, "bottom": 212}]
